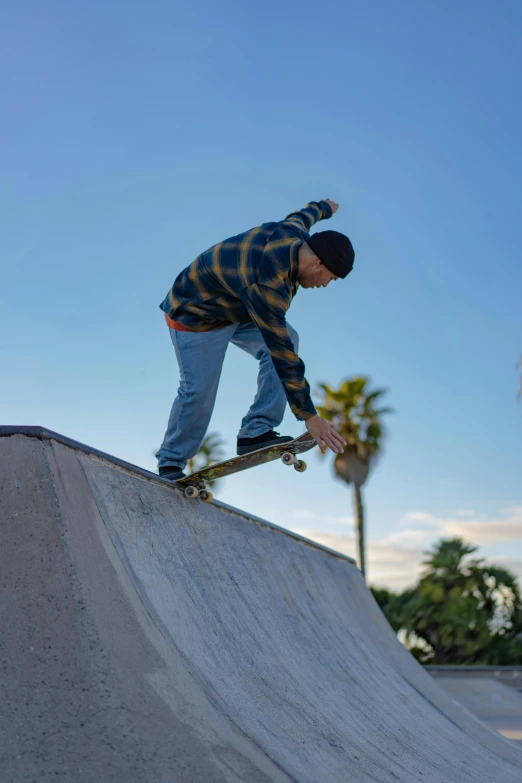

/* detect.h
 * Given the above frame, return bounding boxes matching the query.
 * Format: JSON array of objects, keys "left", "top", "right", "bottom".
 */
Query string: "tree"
[
  {"left": 186, "top": 432, "right": 226, "bottom": 487},
  {"left": 315, "top": 377, "right": 392, "bottom": 580},
  {"left": 373, "top": 538, "right": 522, "bottom": 665},
  {"left": 370, "top": 587, "right": 403, "bottom": 631}
]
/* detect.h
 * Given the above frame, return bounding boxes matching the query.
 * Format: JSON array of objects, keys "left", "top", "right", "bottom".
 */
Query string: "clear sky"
[{"left": 3, "top": 0, "right": 521, "bottom": 589}]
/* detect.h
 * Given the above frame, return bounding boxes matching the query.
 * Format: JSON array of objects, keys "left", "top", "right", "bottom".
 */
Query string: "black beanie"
[{"left": 307, "top": 230, "right": 355, "bottom": 279}]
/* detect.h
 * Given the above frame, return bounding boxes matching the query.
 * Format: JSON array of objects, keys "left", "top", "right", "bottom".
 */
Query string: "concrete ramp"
[
  {"left": 1, "top": 428, "right": 522, "bottom": 782},
  {"left": 435, "top": 677, "right": 522, "bottom": 742}
]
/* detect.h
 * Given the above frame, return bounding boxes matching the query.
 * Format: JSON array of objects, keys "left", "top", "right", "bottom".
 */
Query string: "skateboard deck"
[{"left": 177, "top": 432, "right": 317, "bottom": 501}]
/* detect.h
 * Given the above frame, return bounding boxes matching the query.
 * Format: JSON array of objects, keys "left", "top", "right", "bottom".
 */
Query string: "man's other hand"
[{"left": 305, "top": 415, "right": 347, "bottom": 454}]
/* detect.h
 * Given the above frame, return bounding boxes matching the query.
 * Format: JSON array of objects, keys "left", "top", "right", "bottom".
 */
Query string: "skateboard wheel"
[
  {"left": 184, "top": 485, "right": 199, "bottom": 499},
  {"left": 294, "top": 460, "right": 307, "bottom": 473},
  {"left": 199, "top": 490, "right": 213, "bottom": 503},
  {"left": 282, "top": 452, "right": 296, "bottom": 465}
]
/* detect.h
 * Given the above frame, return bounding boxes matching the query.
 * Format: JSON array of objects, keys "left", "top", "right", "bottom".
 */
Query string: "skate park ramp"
[
  {"left": 432, "top": 676, "right": 522, "bottom": 742},
  {"left": 1, "top": 427, "right": 522, "bottom": 783}
]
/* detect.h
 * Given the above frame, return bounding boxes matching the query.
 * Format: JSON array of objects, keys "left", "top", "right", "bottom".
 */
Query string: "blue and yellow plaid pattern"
[{"left": 160, "top": 200, "right": 333, "bottom": 420}]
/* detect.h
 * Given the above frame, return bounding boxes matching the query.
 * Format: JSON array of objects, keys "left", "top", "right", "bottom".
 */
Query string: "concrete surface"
[
  {"left": 1, "top": 428, "right": 522, "bottom": 782},
  {"left": 433, "top": 677, "right": 522, "bottom": 742}
]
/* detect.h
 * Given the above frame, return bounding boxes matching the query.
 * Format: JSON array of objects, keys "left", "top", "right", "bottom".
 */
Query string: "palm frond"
[{"left": 314, "top": 376, "right": 392, "bottom": 486}]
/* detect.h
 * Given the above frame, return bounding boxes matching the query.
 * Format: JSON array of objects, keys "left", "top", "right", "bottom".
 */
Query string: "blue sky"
[{"left": 3, "top": 0, "right": 521, "bottom": 588}]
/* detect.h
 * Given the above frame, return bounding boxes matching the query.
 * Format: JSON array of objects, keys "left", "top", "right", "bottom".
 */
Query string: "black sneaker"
[
  {"left": 237, "top": 430, "right": 293, "bottom": 456},
  {"left": 159, "top": 466, "right": 186, "bottom": 481}
]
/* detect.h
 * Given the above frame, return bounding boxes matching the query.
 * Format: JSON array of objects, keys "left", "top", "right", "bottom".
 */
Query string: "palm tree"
[
  {"left": 186, "top": 432, "right": 226, "bottom": 487},
  {"left": 396, "top": 538, "right": 522, "bottom": 664},
  {"left": 315, "top": 377, "right": 392, "bottom": 581}
]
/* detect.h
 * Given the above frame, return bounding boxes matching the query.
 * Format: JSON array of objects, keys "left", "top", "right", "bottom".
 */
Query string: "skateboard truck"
[
  {"left": 281, "top": 452, "right": 307, "bottom": 472},
  {"left": 183, "top": 482, "right": 214, "bottom": 503}
]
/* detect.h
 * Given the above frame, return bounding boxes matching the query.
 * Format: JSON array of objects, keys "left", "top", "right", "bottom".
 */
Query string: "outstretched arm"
[
  {"left": 281, "top": 199, "right": 338, "bottom": 239},
  {"left": 240, "top": 284, "right": 347, "bottom": 453},
  {"left": 240, "top": 284, "right": 317, "bottom": 421}
]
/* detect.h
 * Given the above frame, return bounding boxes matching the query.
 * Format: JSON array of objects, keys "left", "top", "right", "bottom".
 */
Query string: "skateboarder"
[{"left": 156, "top": 199, "right": 353, "bottom": 481}]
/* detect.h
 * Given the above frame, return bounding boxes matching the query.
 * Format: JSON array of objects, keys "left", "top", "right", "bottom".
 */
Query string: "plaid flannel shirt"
[{"left": 159, "top": 200, "right": 333, "bottom": 420}]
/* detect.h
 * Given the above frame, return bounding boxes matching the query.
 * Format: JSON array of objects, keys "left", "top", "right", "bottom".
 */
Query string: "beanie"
[{"left": 307, "top": 230, "right": 355, "bottom": 279}]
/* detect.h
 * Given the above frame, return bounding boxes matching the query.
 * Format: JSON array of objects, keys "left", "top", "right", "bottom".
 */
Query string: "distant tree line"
[{"left": 371, "top": 538, "right": 522, "bottom": 665}]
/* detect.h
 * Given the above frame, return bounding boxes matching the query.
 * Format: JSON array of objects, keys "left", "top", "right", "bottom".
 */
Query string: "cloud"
[
  {"left": 292, "top": 509, "right": 316, "bottom": 522},
  {"left": 391, "top": 507, "right": 522, "bottom": 550},
  {"left": 291, "top": 506, "right": 522, "bottom": 592},
  {"left": 291, "top": 510, "right": 354, "bottom": 527},
  {"left": 292, "top": 531, "right": 354, "bottom": 553},
  {"left": 441, "top": 521, "right": 522, "bottom": 544},
  {"left": 433, "top": 506, "right": 522, "bottom": 545},
  {"left": 384, "top": 529, "right": 433, "bottom": 548},
  {"left": 402, "top": 511, "right": 436, "bottom": 525},
  {"left": 291, "top": 529, "right": 426, "bottom": 590}
]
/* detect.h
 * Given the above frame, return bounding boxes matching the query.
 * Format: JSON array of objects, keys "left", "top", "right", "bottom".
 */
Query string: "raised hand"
[{"left": 323, "top": 199, "right": 339, "bottom": 214}]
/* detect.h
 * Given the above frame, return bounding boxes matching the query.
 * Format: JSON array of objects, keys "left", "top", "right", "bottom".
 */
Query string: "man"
[{"left": 156, "top": 198, "right": 354, "bottom": 480}]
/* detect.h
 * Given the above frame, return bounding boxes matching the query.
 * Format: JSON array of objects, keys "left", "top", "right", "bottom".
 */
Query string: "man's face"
[{"left": 298, "top": 260, "right": 339, "bottom": 289}]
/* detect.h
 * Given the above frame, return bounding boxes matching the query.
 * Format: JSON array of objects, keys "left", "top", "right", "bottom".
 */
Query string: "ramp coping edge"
[{"left": 0, "top": 425, "right": 356, "bottom": 566}]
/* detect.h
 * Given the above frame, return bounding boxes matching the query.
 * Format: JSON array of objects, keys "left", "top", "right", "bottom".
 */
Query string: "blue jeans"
[{"left": 156, "top": 321, "right": 299, "bottom": 469}]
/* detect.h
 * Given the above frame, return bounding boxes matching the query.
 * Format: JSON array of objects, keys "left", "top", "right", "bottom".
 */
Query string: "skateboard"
[{"left": 177, "top": 432, "right": 317, "bottom": 502}]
